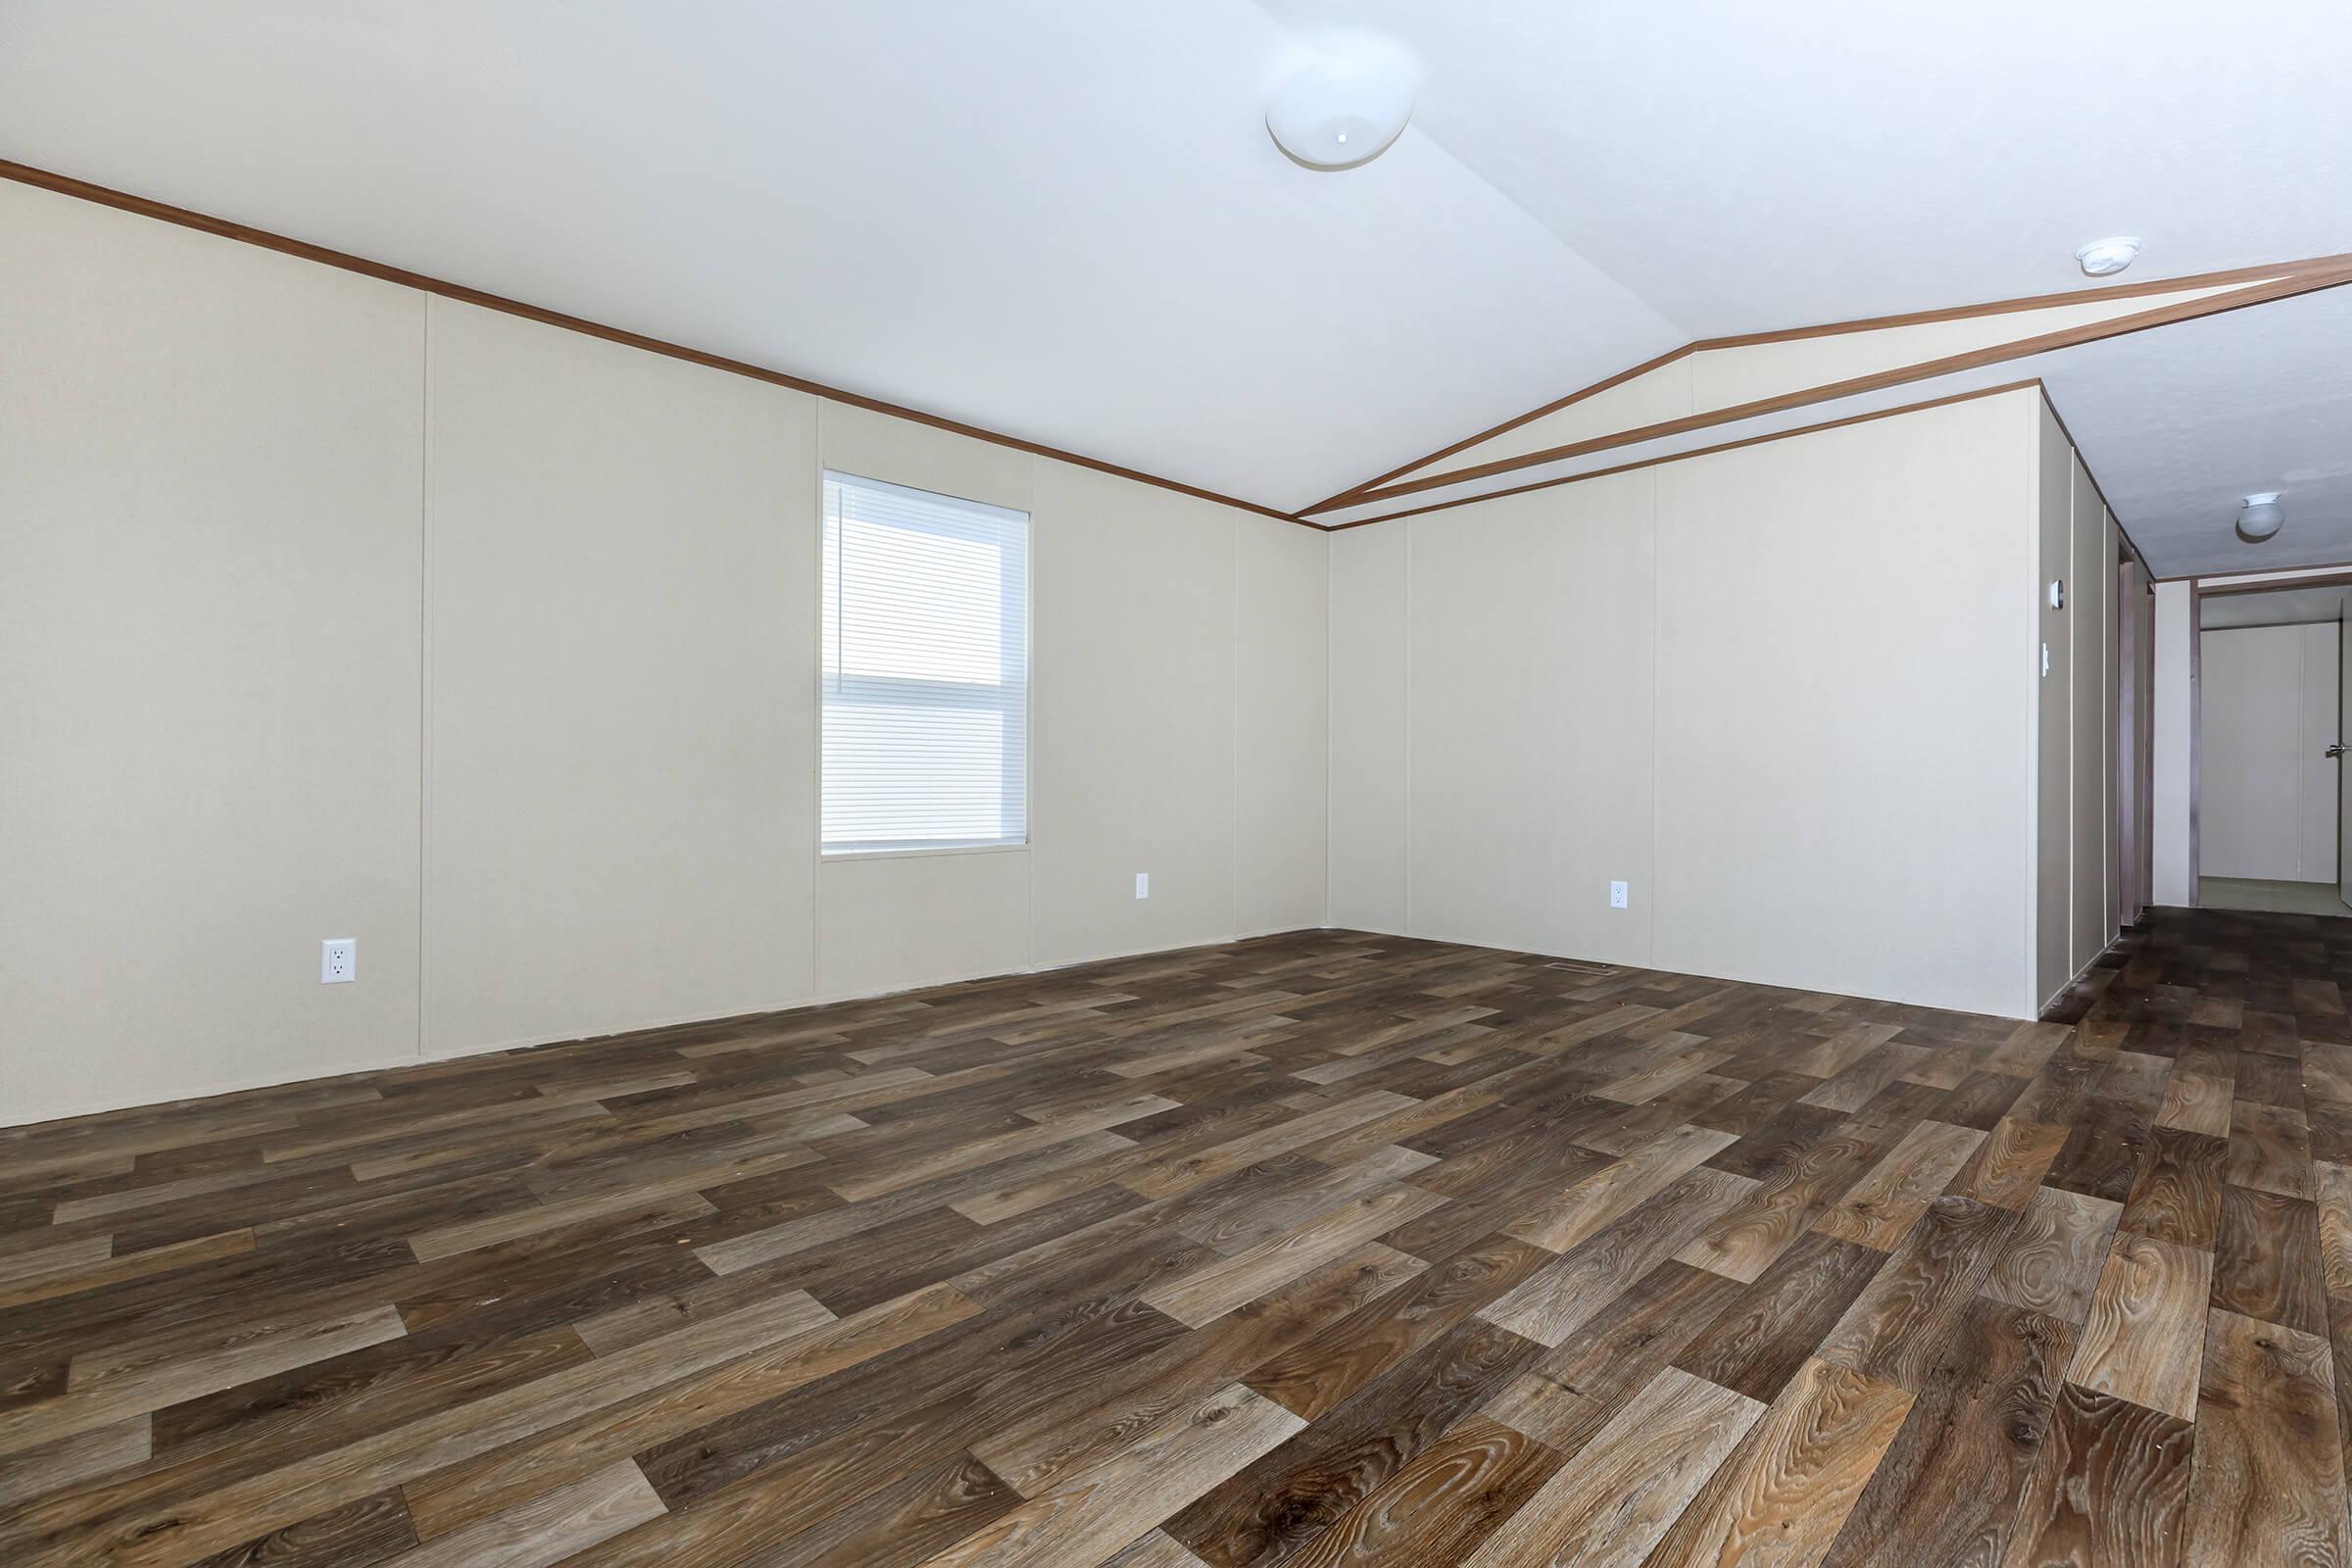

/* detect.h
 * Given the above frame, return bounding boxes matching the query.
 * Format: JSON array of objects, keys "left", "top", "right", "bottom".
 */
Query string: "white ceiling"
[{"left": 1, "top": 1, "right": 2349, "bottom": 566}]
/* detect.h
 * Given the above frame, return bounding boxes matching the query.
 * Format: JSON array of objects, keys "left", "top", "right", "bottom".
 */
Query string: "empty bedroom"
[{"left": 4, "top": 4, "right": 2350, "bottom": 1564}]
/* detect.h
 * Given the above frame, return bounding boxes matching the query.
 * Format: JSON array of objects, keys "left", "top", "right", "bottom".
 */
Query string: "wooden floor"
[{"left": 4, "top": 910, "right": 2351, "bottom": 1566}]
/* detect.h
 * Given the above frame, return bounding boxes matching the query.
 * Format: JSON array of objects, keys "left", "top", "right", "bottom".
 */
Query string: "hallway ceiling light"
[
  {"left": 2074, "top": 236, "right": 2143, "bottom": 276},
  {"left": 1266, "top": 37, "right": 1418, "bottom": 171},
  {"left": 2238, "top": 491, "right": 2285, "bottom": 541}
]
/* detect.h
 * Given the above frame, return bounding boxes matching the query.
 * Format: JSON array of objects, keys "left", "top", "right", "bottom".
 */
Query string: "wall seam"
[
  {"left": 1648, "top": 464, "right": 1661, "bottom": 971},
  {"left": 811, "top": 401, "right": 828, "bottom": 999},
  {"left": 416, "top": 293, "right": 432, "bottom": 1060},
  {"left": 1403, "top": 519, "right": 1414, "bottom": 934},
  {"left": 1023, "top": 451, "right": 1038, "bottom": 976},
  {"left": 2026, "top": 399, "right": 2042, "bottom": 1016}
]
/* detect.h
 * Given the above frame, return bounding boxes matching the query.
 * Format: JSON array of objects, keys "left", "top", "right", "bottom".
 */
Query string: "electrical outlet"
[
  {"left": 321, "top": 938, "right": 356, "bottom": 983},
  {"left": 1135, "top": 872, "right": 1151, "bottom": 900},
  {"left": 1609, "top": 881, "right": 1629, "bottom": 909}
]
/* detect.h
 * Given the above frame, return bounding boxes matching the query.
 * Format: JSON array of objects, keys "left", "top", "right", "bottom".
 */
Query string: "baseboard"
[
  {"left": 6, "top": 926, "right": 1334, "bottom": 1132},
  {"left": 1, "top": 1045, "right": 433, "bottom": 1132}
]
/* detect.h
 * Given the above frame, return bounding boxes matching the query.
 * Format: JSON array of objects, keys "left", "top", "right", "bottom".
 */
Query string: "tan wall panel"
[
  {"left": 1651, "top": 391, "right": 2037, "bottom": 1016},
  {"left": 422, "top": 299, "right": 819, "bottom": 1054},
  {"left": 818, "top": 849, "right": 1033, "bottom": 1000},
  {"left": 1, "top": 182, "right": 425, "bottom": 1123},
  {"left": 817, "top": 398, "right": 1035, "bottom": 514},
  {"left": 1029, "top": 460, "right": 1239, "bottom": 965},
  {"left": 1328, "top": 524, "right": 1412, "bottom": 932},
  {"left": 2, "top": 184, "right": 1330, "bottom": 1126},
  {"left": 1235, "top": 514, "right": 1330, "bottom": 936},
  {"left": 1404, "top": 474, "right": 1656, "bottom": 965},
  {"left": 2034, "top": 403, "right": 2077, "bottom": 1007},
  {"left": 2069, "top": 461, "right": 2110, "bottom": 973}
]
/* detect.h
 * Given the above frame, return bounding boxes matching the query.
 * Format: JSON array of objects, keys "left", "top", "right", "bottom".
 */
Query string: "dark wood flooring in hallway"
[{"left": 3, "top": 907, "right": 2349, "bottom": 1565}]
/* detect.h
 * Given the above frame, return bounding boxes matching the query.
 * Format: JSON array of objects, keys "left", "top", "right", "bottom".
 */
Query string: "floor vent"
[{"left": 1544, "top": 958, "right": 1620, "bottom": 978}]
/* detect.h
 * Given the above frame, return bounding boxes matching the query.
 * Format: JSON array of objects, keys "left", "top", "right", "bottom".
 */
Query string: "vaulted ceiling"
[{"left": 2, "top": 1, "right": 2347, "bottom": 573}]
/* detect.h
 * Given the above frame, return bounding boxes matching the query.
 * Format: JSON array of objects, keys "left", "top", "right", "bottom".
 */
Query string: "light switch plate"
[{"left": 1135, "top": 872, "right": 1150, "bottom": 900}]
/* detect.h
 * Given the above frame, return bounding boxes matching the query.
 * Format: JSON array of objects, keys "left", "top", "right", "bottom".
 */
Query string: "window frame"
[{"left": 818, "top": 469, "right": 1032, "bottom": 858}]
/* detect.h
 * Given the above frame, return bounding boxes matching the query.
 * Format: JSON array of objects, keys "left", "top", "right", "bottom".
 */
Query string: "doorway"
[{"left": 2195, "top": 579, "right": 2347, "bottom": 916}]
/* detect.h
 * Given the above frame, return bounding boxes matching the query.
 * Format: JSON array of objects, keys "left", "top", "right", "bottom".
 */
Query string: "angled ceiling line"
[
  {"left": 1311, "top": 264, "right": 2352, "bottom": 515},
  {"left": 8, "top": 157, "right": 2345, "bottom": 558},
  {"left": 0, "top": 158, "right": 1321, "bottom": 531},
  {"left": 1318, "top": 378, "right": 2045, "bottom": 531},
  {"left": 1302, "top": 250, "right": 2352, "bottom": 517}
]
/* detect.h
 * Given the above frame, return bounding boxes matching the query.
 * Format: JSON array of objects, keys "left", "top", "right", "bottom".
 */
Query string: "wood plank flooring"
[{"left": 4, "top": 906, "right": 2350, "bottom": 1565}]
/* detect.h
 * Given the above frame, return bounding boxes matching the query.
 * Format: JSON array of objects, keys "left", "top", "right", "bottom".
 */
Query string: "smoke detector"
[{"left": 2075, "top": 237, "right": 2142, "bottom": 277}]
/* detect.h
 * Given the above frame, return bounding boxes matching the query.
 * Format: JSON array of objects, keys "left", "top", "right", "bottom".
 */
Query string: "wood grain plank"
[
  {"left": 1811, "top": 1120, "right": 1984, "bottom": 1251},
  {"left": 2181, "top": 1308, "right": 2350, "bottom": 1567},
  {"left": 383, "top": 1460, "right": 663, "bottom": 1568},
  {"left": 1141, "top": 1184, "right": 1446, "bottom": 1328},
  {"left": 913, "top": 1384, "right": 1302, "bottom": 1568},
  {"left": 1460, "top": 1364, "right": 1763, "bottom": 1568},
  {"left": 1998, "top": 1381, "right": 2191, "bottom": 1567},
  {"left": 1981, "top": 1186, "right": 2123, "bottom": 1325},
  {"left": 2067, "top": 1230, "right": 2213, "bottom": 1421},
  {"left": 1642, "top": 1355, "right": 1913, "bottom": 1568}
]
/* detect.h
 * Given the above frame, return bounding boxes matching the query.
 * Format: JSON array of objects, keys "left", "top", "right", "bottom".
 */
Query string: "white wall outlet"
[
  {"left": 1609, "top": 881, "right": 1630, "bottom": 909},
  {"left": 1135, "top": 872, "right": 1151, "bottom": 900},
  {"left": 321, "top": 938, "right": 356, "bottom": 983}
]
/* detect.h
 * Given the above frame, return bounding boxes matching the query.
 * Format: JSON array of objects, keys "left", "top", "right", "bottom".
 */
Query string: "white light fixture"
[
  {"left": 1267, "top": 39, "right": 1417, "bottom": 170},
  {"left": 2075, "top": 236, "right": 2142, "bottom": 277},
  {"left": 2238, "top": 491, "right": 2286, "bottom": 541}
]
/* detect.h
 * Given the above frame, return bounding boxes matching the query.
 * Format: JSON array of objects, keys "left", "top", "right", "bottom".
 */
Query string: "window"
[{"left": 821, "top": 472, "right": 1029, "bottom": 853}]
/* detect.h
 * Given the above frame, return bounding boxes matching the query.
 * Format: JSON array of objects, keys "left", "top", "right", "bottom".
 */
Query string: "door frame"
[{"left": 2186, "top": 566, "right": 2352, "bottom": 904}]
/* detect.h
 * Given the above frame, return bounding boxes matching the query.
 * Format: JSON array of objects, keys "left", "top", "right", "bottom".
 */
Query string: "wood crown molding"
[
  {"left": 1321, "top": 379, "right": 2046, "bottom": 531},
  {"left": 0, "top": 158, "right": 1316, "bottom": 529},
  {"left": 12, "top": 156, "right": 2348, "bottom": 552},
  {"left": 1304, "top": 251, "right": 2352, "bottom": 516}
]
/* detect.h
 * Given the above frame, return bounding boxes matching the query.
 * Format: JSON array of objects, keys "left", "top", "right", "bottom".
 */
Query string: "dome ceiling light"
[
  {"left": 1266, "top": 37, "right": 1418, "bottom": 171},
  {"left": 2237, "top": 492, "right": 2285, "bottom": 542}
]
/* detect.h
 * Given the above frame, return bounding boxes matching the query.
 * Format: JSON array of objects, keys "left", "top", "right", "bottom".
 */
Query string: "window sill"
[{"left": 821, "top": 842, "right": 1030, "bottom": 863}]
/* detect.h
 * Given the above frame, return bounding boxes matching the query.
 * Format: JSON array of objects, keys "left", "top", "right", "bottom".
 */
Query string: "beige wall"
[
  {"left": 1654, "top": 394, "right": 2039, "bottom": 1017},
  {"left": 2, "top": 188, "right": 426, "bottom": 1126},
  {"left": 1327, "top": 523, "right": 1411, "bottom": 932},
  {"left": 1234, "top": 514, "right": 1332, "bottom": 937},
  {"left": 2152, "top": 580, "right": 2197, "bottom": 905},
  {"left": 3, "top": 171, "right": 2140, "bottom": 1128},
  {"left": 1329, "top": 389, "right": 2048, "bottom": 1018},
  {"left": 2033, "top": 404, "right": 2078, "bottom": 1008},
  {"left": 1404, "top": 474, "right": 1656, "bottom": 966},
  {"left": 2067, "top": 459, "right": 2116, "bottom": 978},
  {"left": 423, "top": 299, "right": 820, "bottom": 1054},
  {"left": 0, "top": 179, "right": 1327, "bottom": 1125}
]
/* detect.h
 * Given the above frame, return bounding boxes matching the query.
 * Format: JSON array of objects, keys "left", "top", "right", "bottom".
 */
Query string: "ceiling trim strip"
[
  {"left": 1314, "top": 266, "right": 2352, "bottom": 513},
  {"left": 0, "top": 158, "right": 1318, "bottom": 529},
  {"left": 1321, "top": 378, "right": 2045, "bottom": 530},
  {"left": 1304, "top": 252, "right": 2352, "bottom": 515},
  {"left": 1326, "top": 377, "right": 2167, "bottom": 584}
]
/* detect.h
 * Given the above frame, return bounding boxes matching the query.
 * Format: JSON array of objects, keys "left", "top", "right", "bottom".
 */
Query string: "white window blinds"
[{"left": 821, "top": 472, "right": 1030, "bottom": 853}]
